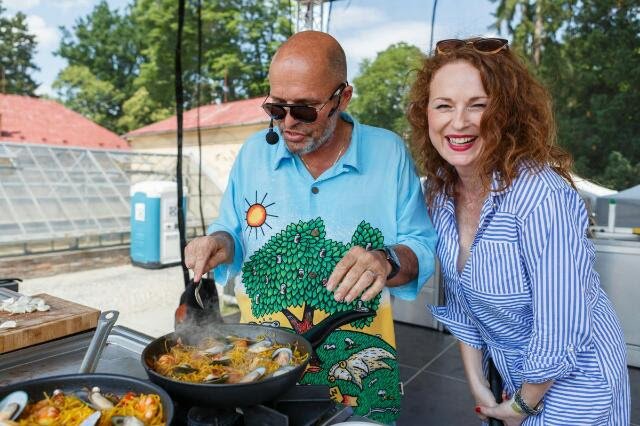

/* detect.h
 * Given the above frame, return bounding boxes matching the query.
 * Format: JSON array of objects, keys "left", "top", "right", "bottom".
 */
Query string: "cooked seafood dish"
[
  {"left": 152, "top": 335, "right": 308, "bottom": 384},
  {"left": 0, "top": 388, "right": 165, "bottom": 426}
]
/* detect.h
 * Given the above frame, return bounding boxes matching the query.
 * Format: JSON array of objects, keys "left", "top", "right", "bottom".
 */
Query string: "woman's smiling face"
[{"left": 427, "top": 61, "right": 489, "bottom": 176}]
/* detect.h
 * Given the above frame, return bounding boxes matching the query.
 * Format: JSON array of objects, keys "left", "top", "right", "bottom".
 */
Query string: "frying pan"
[
  {"left": 142, "top": 309, "right": 375, "bottom": 407},
  {"left": 0, "top": 310, "right": 174, "bottom": 425},
  {"left": 0, "top": 374, "right": 175, "bottom": 425}
]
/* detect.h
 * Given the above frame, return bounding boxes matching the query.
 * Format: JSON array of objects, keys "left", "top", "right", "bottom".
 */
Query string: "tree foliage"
[
  {"left": 53, "top": 0, "right": 293, "bottom": 133},
  {"left": 492, "top": 0, "right": 640, "bottom": 189},
  {"left": 349, "top": 43, "right": 423, "bottom": 138},
  {"left": 0, "top": 1, "right": 39, "bottom": 95},
  {"left": 241, "top": 218, "right": 383, "bottom": 333}
]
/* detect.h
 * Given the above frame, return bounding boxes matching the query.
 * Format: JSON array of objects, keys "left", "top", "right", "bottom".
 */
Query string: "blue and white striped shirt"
[{"left": 429, "top": 165, "right": 629, "bottom": 424}]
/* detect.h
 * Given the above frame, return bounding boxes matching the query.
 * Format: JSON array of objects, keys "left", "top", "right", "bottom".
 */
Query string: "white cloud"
[
  {"left": 2, "top": 0, "right": 40, "bottom": 11},
  {"left": 25, "top": 14, "right": 60, "bottom": 48},
  {"left": 342, "top": 21, "right": 430, "bottom": 60},
  {"left": 328, "top": 5, "right": 385, "bottom": 32}
]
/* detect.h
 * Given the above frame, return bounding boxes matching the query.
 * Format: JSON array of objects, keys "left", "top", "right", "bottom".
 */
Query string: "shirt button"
[
  {"left": 567, "top": 344, "right": 574, "bottom": 352},
  {"left": 311, "top": 187, "right": 319, "bottom": 194}
]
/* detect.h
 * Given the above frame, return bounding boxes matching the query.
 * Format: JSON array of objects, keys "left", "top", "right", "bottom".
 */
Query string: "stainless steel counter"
[
  {"left": 0, "top": 325, "right": 153, "bottom": 387},
  {"left": 593, "top": 237, "right": 640, "bottom": 367}
]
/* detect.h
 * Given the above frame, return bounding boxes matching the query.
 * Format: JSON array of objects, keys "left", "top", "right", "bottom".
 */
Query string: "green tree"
[
  {"left": 128, "top": 0, "right": 292, "bottom": 130},
  {"left": 491, "top": 0, "right": 576, "bottom": 66},
  {"left": 491, "top": 0, "right": 640, "bottom": 189},
  {"left": 0, "top": 1, "right": 39, "bottom": 95},
  {"left": 54, "top": 1, "right": 141, "bottom": 133},
  {"left": 241, "top": 218, "right": 383, "bottom": 334},
  {"left": 54, "top": 0, "right": 293, "bottom": 133},
  {"left": 349, "top": 43, "right": 423, "bottom": 138},
  {"left": 52, "top": 65, "right": 124, "bottom": 129},
  {"left": 598, "top": 151, "right": 640, "bottom": 190}
]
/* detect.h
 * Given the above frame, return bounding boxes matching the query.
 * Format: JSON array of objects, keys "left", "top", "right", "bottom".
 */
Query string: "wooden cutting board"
[{"left": 0, "top": 294, "right": 100, "bottom": 354}]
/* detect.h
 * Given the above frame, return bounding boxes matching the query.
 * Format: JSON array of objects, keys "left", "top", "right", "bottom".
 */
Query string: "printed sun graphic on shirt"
[
  {"left": 244, "top": 191, "right": 278, "bottom": 239},
  {"left": 241, "top": 217, "right": 401, "bottom": 424}
]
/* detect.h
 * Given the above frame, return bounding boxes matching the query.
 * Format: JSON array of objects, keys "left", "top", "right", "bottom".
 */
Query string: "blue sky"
[{"left": 3, "top": 0, "right": 500, "bottom": 96}]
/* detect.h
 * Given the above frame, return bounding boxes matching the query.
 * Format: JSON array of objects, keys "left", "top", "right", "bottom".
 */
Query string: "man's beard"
[{"left": 281, "top": 114, "right": 338, "bottom": 155}]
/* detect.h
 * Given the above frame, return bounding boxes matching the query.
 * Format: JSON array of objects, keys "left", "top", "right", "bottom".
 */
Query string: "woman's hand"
[
  {"left": 478, "top": 400, "right": 527, "bottom": 426},
  {"left": 470, "top": 379, "right": 498, "bottom": 422}
]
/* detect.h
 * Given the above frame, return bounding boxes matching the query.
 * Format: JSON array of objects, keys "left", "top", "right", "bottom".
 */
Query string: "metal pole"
[{"left": 429, "top": 0, "right": 438, "bottom": 54}]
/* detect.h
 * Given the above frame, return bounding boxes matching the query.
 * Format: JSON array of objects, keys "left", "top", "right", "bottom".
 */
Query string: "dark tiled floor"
[{"left": 393, "top": 321, "right": 640, "bottom": 426}]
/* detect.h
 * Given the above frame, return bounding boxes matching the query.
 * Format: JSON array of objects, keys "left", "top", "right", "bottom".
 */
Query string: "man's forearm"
[{"left": 386, "top": 244, "right": 418, "bottom": 287}]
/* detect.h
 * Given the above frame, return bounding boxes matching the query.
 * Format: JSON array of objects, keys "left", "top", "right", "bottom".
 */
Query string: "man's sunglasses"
[
  {"left": 261, "top": 82, "right": 348, "bottom": 123},
  {"left": 435, "top": 38, "right": 509, "bottom": 55}
]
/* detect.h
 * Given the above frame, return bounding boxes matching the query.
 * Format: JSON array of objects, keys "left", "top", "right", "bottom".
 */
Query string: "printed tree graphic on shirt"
[{"left": 241, "top": 217, "right": 383, "bottom": 333}]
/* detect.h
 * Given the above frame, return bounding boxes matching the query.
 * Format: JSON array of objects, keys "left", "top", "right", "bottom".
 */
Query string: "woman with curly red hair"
[{"left": 408, "top": 38, "right": 629, "bottom": 425}]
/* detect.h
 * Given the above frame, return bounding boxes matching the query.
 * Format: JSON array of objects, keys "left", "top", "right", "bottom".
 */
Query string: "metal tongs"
[
  {"left": 194, "top": 271, "right": 213, "bottom": 309},
  {"left": 194, "top": 279, "right": 204, "bottom": 309}
]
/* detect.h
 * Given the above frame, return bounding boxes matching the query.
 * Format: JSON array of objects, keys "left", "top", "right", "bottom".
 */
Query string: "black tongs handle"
[{"left": 488, "top": 358, "right": 504, "bottom": 426}]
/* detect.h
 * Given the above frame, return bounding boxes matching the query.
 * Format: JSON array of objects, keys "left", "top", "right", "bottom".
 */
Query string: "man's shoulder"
[{"left": 356, "top": 122, "right": 404, "bottom": 146}]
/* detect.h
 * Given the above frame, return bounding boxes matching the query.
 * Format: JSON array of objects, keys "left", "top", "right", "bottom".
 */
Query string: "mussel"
[
  {"left": 173, "top": 363, "right": 199, "bottom": 375},
  {"left": 111, "top": 416, "right": 144, "bottom": 426},
  {"left": 0, "top": 391, "right": 27, "bottom": 421},
  {"left": 238, "top": 367, "right": 266, "bottom": 383},
  {"left": 209, "top": 354, "right": 232, "bottom": 366},
  {"left": 78, "top": 411, "right": 101, "bottom": 426},
  {"left": 203, "top": 373, "right": 229, "bottom": 384},
  {"left": 271, "top": 347, "right": 293, "bottom": 366},
  {"left": 271, "top": 365, "right": 296, "bottom": 378},
  {"left": 201, "top": 341, "right": 232, "bottom": 356},
  {"left": 247, "top": 338, "right": 273, "bottom": 353},
  {"left": 88, "top": 387, "right": 114, "bottom": 410}
]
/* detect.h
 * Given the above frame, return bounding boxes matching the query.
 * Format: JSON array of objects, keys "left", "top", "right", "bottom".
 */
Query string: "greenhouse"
[{"left": 0, "top": 143, "right": 220, "bottom": 256}]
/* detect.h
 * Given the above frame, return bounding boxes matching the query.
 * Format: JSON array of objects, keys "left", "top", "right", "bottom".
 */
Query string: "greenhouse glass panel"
[
  {"left": 23, "top": 222, "right": 49, "bottom": 233},
  {"left": 0, "top": 199, "right": 15, "bottom": 223},
  {"left": 0, "top": 143, "right": 222, "bottom": 248}
]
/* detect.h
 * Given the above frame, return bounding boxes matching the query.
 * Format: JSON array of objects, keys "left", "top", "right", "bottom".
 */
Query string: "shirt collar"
[
  {"left": 439, "top": 170, "right": 515, "bottom": 216},
  {"left": 270, "top": 112, "right": 362, "bottom": 173}
]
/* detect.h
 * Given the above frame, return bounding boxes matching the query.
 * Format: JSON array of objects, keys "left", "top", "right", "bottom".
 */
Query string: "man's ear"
[{"left": 339, "top": 85, "right": 354, "bottom": 111}]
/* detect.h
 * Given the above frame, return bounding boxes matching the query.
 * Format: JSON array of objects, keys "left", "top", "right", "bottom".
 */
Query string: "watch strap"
[{"left": 377, "top": 246, "right": 400, "bottom": 280}]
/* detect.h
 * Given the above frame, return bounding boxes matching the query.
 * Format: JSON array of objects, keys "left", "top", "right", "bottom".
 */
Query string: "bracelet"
[{"left": 512, "top": 387, "right": 544, "bottom": 416}]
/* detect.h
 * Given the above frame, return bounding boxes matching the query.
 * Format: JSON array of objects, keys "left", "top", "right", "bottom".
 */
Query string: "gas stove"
[
  {"left": 0, "top": 322, "right": 377, "bottom": 425},
  {"left": 173, "top": 385, "right": 353, "bottom": 426}
]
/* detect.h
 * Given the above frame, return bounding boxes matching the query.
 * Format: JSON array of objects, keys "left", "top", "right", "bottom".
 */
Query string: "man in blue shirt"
[{"left": 185, "top": 30, "right": 437, "bottom": 424}]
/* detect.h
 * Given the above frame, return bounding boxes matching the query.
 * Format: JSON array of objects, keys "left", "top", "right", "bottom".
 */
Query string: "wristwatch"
[
  {"left": 377, "top": 245, "right": 401, "bottom": 280},
  {"left": 511, "top": 387, "right": 544, "bottom": 416}
]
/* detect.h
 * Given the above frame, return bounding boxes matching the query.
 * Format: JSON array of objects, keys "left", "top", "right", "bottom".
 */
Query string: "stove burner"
[
  {"left": 173, "top": 385, "right": 353, "bottom": 426},
  {"left": 187, "top": 407, "right": 241, "bottom": 426}
]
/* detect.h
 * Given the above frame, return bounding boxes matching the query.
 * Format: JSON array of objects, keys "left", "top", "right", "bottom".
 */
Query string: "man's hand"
[
  {"left": 325, "top": 246, "right": 391, "bottom": 303},
  {"left": 184, "top": 232, "right": 234, "bottom": 283}
]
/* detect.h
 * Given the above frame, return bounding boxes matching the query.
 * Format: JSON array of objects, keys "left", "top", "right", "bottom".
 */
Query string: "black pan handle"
[
  {"left": 302, "top": 308, "right": 375, "bottom": 349},
  {"left": 488, "top": 358, "right": 504, "bottom": 426}
]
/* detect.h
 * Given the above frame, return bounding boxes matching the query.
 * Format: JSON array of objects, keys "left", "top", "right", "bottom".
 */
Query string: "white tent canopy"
[{"left": 595, "top": 184, "right": 640, "bottom": 228}]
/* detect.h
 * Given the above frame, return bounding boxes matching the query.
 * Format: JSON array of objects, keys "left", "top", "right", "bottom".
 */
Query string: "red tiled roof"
[
  {"left": 0, "top": 94, "right": 129, "bottom": 150},
  {"left": 125, "top": 97, "right": 268, "bottom": 137}
]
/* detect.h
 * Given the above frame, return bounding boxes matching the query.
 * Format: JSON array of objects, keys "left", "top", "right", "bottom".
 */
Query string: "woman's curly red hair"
[{"left": 407, "top": 43, "right": 573, "bottom": 209}]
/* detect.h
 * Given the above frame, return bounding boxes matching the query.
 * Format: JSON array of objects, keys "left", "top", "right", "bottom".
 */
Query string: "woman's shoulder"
[{"left": 500, "top": 164, "right": 580, "bottom": 218}]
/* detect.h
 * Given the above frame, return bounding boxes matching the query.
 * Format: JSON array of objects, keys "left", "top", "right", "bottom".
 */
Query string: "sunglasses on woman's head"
[
  {"left": 261, "top": 82, "right": 348, "bottom": 123},
  {"left": 435, "top": 38, "right": 509, "bottom": 55}
]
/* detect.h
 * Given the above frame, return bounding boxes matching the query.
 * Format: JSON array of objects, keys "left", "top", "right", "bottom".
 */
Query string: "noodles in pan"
[
  {"left": 152, "top": 335, "right": 308, "bottom": 384},
  {"left": 13, "top": 390, "right": 164, "bottom": 426}
]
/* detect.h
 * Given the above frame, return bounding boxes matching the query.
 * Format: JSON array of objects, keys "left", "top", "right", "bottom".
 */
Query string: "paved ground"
[
  {"left": 18, "top": 265, "right": 640, "bottom": 425},
  {"left": 20, "top": 264, "right": 206, "bottom": 337}
]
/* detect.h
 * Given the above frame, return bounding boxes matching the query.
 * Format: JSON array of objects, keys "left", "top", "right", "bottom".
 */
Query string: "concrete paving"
[{"left": 20, "top": 264, "right": 201, "bottom": 337}]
